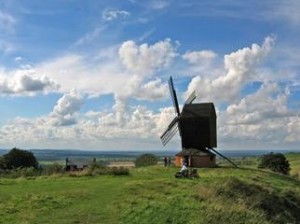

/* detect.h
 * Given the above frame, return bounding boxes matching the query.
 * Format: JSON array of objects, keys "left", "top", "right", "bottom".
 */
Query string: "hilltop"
[{"left": 1, "top": 154, "right": 300, "bottom": 224}]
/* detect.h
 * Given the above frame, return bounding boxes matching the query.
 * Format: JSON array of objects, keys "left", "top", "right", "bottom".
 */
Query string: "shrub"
[
  {"left": 0, "top": 167, "right": 40, "bottom": 178},
  {"left": 66, "top": 166, "right": 130, "bottom": 177},
  {"left": 258, "top": 153, "right": 290, "bottom": 175},
  {"left": 41, "top": 163, "right": 64, "bottom": 175},
  {"left": 2, "top": 148, "right": 38, "bottom": 169},
  {"left": 135, "top": 153, "right": 158, "bottom": 167},
  {"left": 0, "top": 156, "right": 6, "bottom": 169},
  {"left": 110, "top": 166, "right": 130, "bottom": 175},
  {"left": 89, "top": 161, "right": 107, "bottom": 171}
]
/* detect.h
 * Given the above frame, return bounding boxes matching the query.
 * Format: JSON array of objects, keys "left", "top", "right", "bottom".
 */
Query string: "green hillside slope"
[
  {"left": 286, "top": 153, "right": 300, "bottom": 177},
  {"left": 0, "top": 164, "right": 300, "bottom": 223}
]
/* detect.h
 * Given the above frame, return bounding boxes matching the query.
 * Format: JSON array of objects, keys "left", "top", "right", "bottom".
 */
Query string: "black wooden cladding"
[{"left": 179, "top": 103, "right": 217, "bottom": 148}]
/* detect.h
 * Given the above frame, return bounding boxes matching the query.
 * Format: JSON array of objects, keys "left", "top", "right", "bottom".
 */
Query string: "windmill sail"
[
  {"left": 160, "top": 117, "right": 179, "bottom": 146},
  {"left": 169, "top": 77, "right": 180, "bottom": 116},
  {"left": 185, "top": 91, "right": 196, "bottom": 105}
]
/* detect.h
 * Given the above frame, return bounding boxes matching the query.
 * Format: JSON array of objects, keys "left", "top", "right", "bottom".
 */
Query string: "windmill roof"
[
  {"left": 181, "top": 103, "right": 216, "bottom": 117},
  {"left": 176, "top": 148, "right": 215, "bottom": 156}
]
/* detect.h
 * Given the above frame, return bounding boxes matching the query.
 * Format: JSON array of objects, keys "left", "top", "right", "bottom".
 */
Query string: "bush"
[
  {"left": 67, "top": 166, "right": 130, "bottom": 177},
  {"left": 2, "top": 148, "right": 38, "bottom": 169},
  {"left": 110, "top": 166, "right": 130, "bottom": 175},
  {"left": 135, "top": 153, "right": 158, "bottom": 167},
  {"left": 0, "top": 156, "right": 6, "bottom": 169},
  {"left": 41, "top": 163, "right": 64, "bottom": 175},
  {"left": 258, "top": 153, "right": 290, "bottom": 175},
  {"left": 0, "top": 167, "right": 40, "bottom": 178},
  {"left": 89, "top": 161, "right": 107, "bottom": 171}
]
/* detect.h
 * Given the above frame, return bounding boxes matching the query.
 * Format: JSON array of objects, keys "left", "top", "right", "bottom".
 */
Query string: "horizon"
[
  {"left": 0, "top": 1, "right": 300, "bottom": 151},
  {"left": 1, "top": 148, "right": 300, "bottom": 153}
]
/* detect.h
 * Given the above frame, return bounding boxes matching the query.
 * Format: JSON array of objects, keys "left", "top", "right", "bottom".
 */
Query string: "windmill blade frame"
[
  {"left": 168, "top": 76, "right": 180, "bottom": 116},
  {"left": 160, "top": 117, "right": 179, "bottom": 146},
  {"left": 184, "top": 91, "right": 196, "bottom": 105}
]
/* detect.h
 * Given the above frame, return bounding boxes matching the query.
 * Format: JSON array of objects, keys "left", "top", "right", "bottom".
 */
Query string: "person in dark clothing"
[
  {"left": 164, "top": 156, "right": 168, "bottom": 167},
  {"left": 168, "top": 157, "right": 171, "bottom": 166}
]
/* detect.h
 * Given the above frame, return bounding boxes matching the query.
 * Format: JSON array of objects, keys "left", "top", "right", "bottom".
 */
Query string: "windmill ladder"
[{"left": 208, "top": 148, "right": 238, "bottom": 168}]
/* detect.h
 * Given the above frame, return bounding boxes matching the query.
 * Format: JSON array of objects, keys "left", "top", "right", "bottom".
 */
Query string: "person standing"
[
  {"left": 168, "top": 157, "right": 171, "bottom": 166},
  {"left": 164, "top": 156, "right": 168, "bottom": 167}
]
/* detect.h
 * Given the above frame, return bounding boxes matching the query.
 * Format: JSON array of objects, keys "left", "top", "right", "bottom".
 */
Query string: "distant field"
[{"left": 1, "top": 157, "right": 300, "bottom": 224}]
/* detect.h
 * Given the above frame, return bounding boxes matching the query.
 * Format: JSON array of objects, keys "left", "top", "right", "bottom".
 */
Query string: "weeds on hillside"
[
  {"left": 68, "top": 166, "right": 130, "bottom": 177},
  {"left": 291, "top": 172, "right": 299, "bottom": 180},
  {"left": 0, "top": 163, "right": 130, "bottom": 178}
]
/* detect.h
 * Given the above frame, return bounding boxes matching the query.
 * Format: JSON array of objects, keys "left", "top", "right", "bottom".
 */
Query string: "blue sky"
[{"left": 1, "top": 0, "right": 300, "bottom": 151}]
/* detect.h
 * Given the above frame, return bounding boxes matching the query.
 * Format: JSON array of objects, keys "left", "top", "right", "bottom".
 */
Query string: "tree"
[
  {"left": 0, "top": 156, "right": 6, "bottom": 169},
  {"left": 2, "top": 148, "right": 38, "bottom": 169},
  {"left": 258, "top": 153, "right": 290, "bottom": 175},
  {"left": 135, "top": 153, "right": 158, "bottom": 167}
]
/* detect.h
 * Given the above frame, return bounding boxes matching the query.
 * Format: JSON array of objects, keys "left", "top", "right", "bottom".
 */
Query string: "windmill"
[{"left": 160, "top": 76, "right": 237, "bottom": 168}]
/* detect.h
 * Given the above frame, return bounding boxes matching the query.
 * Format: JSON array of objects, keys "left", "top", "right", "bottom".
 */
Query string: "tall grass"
[{"left": 0, "top": 164, "right": 130, "bottom": 179}]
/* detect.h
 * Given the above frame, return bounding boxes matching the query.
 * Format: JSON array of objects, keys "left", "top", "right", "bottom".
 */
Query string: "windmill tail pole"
[{"left": 208, "top": 148, "right": 238, "bottom": 168}]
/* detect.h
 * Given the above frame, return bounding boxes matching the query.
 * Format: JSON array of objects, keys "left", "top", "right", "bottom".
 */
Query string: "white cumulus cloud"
[
  {"left": 119, "top": 38, "right": 177, "bottom": 75},
  {"left": 0, "top": 69, "right": 59, "bottom": 95},
  {"left": 185, "top": 36, "right": 274, "bottom": 102},
  {"left": 182, "top": 50, "right": 217, "bottom": 64},
  {"left": 49, "top": 89, "right": 84, "bottom": 126}
]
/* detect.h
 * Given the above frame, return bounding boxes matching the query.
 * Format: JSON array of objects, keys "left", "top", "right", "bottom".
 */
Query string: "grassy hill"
[
  {"left": 286, "top": 153, "right": 300, "bottom": 177},
  {"left": 0, "top": 156, "right": 300, "bottom": 224}
]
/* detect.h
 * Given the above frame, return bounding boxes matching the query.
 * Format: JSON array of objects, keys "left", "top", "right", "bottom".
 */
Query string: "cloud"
[
  {"left": 49, "top": 89, "right": 84, "bottom": 126},
  {"left": 14, "top": 56, "right": 23, "bottom": 62},
  {"left": 0, "top": 79, "right": 298, "bottom": 150},
  {"left": 137, "top": 79, "right": 169, "bottom": 101},
  {"left": 225, "top": 82, "right": 291, "bottom": 125},
  {"left": 179, "top": 1, "right": 300, "bottom": 27},
  {"left": 0, "top": 10, "right": 16, "bottom": 33},
  {"left": 119, "top": 38, "right": 177, "bottom": 74},
  {"left": 0, "top": 69, "right": 59, "bottom": 95},
  {"left": 182, "top": 50, "right": 217, "bottom": 64},
  {"left": 0, "top": 99, "right": 178, "bottom": 150},
  {"left": 1, "top": 36, "right": 299, "bottom": 150},
  {"left": 0, "top": 39, "right": 15, "bottom": 54},
  {"left": 149, "top": 0, "right": 170, "bottom": 10},
  {"left": 185, "top": 36, "right": 274, "bottom": 102},
  {"left": 34, "top": 39, "right": 178, "bottom": 102},
  {"left": 213, "top": 80, "right": 298, "bottom": 149},
  {"left": 73, "top": 25, "right": 107, "bottom": 47},
  {"left": 265, "top": 0, "right": 300, "bottom": 26},
  {"left": 35, "top": 54, "right": 127, "bottom": 95},
  {"left": 286, "top": 116, "right": 300, "bottom": 142},
  {"left": 102, "top": 9, "right": 130, "bottom": 21}
]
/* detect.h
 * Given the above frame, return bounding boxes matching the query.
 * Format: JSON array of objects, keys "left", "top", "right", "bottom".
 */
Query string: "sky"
[{"left": 0, "top": 0, "right": 300, "bottom": 151}]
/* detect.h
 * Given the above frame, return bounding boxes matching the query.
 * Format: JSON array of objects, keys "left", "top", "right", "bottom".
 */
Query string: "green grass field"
[
  {"left": 1, "top": 154, "right": 300, "bottom": 224},
  {"left": 286, "top": 153, "right": 300, "bottom": 176}
]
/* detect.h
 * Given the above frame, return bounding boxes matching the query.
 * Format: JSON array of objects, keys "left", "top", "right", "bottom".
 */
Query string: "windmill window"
[{"left": 210, "top": 156, "right": 214, "bottom": 161}]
